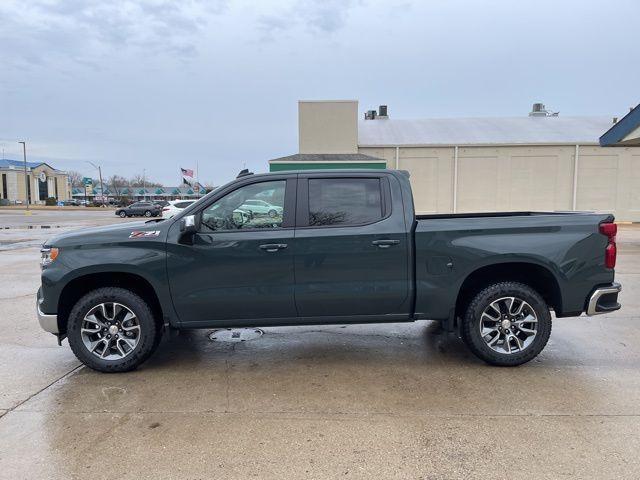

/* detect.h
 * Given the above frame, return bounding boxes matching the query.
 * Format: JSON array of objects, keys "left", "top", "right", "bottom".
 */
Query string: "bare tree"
[
  {"left": 130, "top": 174, "right": 161, "bottom": 187},
  {"left": 67, "top": 170, "right": 83, "bottom": 188},
  {"left": 108, "top": 175, "right": 129, "bottom": 197},
  {"left": 130, "top": 174, "right": 145, "bottom": 187}
]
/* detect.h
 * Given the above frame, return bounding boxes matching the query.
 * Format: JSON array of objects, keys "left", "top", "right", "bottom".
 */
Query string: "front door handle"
[
  {"left": 259, "top": 243, "right": 288, "bottom": 253},
  {"left": 372, "top": 239, "right": 400, "bottom": 249}
]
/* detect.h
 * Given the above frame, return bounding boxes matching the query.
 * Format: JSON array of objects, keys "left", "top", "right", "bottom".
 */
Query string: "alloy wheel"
[
  {"left": 479, "top": 296, "right": 538, "bottom": 354},
  {"left": 80, "top": 302, "right": 141, "bottom": 360}
]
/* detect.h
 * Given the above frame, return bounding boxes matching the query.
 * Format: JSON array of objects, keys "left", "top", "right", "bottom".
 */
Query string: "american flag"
[{"left": 180, "top": 167, "right": 194, "bottom": 178}]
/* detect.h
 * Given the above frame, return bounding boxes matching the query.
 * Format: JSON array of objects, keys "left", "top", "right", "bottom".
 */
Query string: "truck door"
[
  {"left": 294, "top": 173, "right": 410, "bottom": 318},
  {"left": 166, "top": 177, "right": 297, "bottom": 326}
]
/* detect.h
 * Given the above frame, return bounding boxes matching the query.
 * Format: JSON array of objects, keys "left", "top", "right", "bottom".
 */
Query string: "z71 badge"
[{"left": 129, "top": 230, "right": 161, "bottom": 239}]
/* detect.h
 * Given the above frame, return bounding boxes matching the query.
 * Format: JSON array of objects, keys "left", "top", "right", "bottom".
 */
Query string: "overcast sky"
[{"left": 1, "top": 0, "right": 639, "bottom": 186}]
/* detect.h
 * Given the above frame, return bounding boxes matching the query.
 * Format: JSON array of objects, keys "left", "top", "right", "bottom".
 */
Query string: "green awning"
[{"left": 270, "top": 162, "right": 386, "bottom": 172}]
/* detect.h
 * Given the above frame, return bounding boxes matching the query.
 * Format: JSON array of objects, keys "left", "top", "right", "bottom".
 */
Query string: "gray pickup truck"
[{"left": 37, "top": 169, "right": 621, "bottom": 372}]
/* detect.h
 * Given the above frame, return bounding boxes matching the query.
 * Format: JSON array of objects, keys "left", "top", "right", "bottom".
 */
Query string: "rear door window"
[
  {"left": 175, "top": 201, "right": 194, "bottom": 209},
  {"left": 308, "top": 178, "right": 383, "bottom": 227}
]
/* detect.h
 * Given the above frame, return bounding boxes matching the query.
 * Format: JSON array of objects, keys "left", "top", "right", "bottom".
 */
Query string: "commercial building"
[
  {"left": 72, "top": 185, "right": 208, "bottom": 202},
  {"left": 0, "top": 159, "right": 70, "bottom": 204},
  {"left": 270, "top": 100, "right": 640, "bottom": 221},
  {"left": 600, "top": 104, "right": 640, "bottom": 147}
]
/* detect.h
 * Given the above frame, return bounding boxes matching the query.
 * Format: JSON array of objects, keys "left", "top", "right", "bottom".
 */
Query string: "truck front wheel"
[
  {"left": 461, "top": 282, "right": 552, "bottom": 366},
  {"left": 67, "top": 287, "right": 162, "bottom": 372}
]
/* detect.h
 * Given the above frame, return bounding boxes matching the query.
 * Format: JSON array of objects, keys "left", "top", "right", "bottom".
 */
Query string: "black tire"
[
  {"left": 67, "top": 287, "right": 162, "bottom": 372},
  {"left": 461, "top": 281, "right": 552, "bottom": 366},
  {"left": 119, "top": 211, "right": 127, "bottom": 218},
  {"left": 144, "top": 210, "right": 152, "bottom": 217}
]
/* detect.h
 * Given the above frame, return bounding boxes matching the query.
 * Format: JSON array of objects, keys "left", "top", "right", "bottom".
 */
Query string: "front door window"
[{"left": 200, "top": 180, "right": 286, "bottom": 232}]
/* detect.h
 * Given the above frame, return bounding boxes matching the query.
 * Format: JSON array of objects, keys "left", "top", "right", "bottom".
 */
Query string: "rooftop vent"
[
  {"left": 529, "top": 102, "right": 559, "bottom": 117},
  {"left": 364, "top": 105, "right": 389, "bottom": 120}
]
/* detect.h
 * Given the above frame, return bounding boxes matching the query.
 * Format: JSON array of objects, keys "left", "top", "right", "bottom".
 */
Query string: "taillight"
[
  {"left": 162, "top": 207, "right": 169, "bottom": 211},
  {"left": 600, "top": 222, "right": 617, "bottom": 269}
]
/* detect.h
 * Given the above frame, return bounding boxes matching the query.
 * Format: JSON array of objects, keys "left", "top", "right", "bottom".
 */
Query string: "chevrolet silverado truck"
[{"left": 37, "top": 169, "right": 622, "bottom": 372}]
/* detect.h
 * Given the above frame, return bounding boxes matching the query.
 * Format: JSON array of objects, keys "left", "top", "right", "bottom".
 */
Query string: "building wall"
[
  {"left": 299, "top": 101, "right": 359, "bottom": 154},
  {"left": 1, "top": 165, "right": 69, "bottom": 203},
  {"left": 359, "top": 145, "right": 640, "bottom": 221}
]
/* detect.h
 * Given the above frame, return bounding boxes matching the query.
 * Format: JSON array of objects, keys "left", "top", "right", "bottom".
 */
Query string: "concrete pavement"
[{"left": 0, "top": 211, "right": 638, "bottom": 479}]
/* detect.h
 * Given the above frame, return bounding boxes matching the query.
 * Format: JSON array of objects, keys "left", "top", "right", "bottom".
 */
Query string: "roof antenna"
[{"left": 237, "top": 168, "right": 253, "bottom": 178}]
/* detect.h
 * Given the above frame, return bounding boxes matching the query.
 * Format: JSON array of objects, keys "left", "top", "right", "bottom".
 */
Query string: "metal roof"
[
  {"left": 600, "top": 104, "right": 640, "bottom": 146},
  {"left": 0, "top": 158, "right": 60, "bottom": 170},
  {"left": 358, "top": 116, "right": 614, "bottom": 147}
]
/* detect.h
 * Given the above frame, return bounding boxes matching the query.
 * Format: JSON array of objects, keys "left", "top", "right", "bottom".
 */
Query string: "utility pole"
[
  {"left": 143, "top": 168, "right": 146, "bottom": 201},
  {"left": 18, "top": 141, "right": 29, "bottom": 212},
  {"left": 86, "top": 161, "right": 105, "bottom": 206}
]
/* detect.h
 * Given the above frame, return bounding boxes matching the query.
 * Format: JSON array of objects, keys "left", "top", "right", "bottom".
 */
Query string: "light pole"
[
  {"left": 86, "top": 161, "right": 105, "bottom": 206},
  {"left": 143, "top": 168, "right": 146, "bottom": 201},
  {"left": 18, "top": 141, "right": 29, "bottom": 211}
]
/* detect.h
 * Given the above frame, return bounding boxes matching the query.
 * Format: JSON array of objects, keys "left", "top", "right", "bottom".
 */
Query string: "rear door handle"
[
  {"left": 372, "top": 239, "right": 400, "bottom": 249},
  {"left": 259, "top": 243, "right": 288, "bottom": 253}
]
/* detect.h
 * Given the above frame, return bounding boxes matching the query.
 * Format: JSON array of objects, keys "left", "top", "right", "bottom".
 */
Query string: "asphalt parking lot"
[{"left": 1, "top": 209, "right": 639, "bottom": 479}]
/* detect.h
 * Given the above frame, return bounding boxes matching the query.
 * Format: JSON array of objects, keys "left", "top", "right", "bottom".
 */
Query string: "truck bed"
[{"left": 412, "top": 210, "right": 615, "bottom": 321}]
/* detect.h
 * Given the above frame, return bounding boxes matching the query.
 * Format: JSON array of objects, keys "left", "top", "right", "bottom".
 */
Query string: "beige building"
[
  {"left": 0, "top": 159, "right": 70, "bottom": 204},
  {"left": 269, "top": 100, "right": 640, "bottom": 221}
]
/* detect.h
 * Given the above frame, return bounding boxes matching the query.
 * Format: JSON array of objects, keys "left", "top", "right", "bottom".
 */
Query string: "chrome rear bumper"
[
  {"left": 586, "top": 282, "right": 622, "bottom": 316},
  {"left": 36, "top": 293, "right": 59, "bottom": 333}
]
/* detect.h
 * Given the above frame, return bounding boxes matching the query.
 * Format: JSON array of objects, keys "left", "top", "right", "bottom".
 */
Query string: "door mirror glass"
[{"left": 180, "top": 214, "right": 197, "bottom": 233}]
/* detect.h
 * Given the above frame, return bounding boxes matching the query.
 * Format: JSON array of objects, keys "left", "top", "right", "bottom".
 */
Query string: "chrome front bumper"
[
  {"left": 586, "top": 282, "right": 622, "bottom": 316},
  {"left": 36, "top": 294, "right": 59, "bottom": 333}
]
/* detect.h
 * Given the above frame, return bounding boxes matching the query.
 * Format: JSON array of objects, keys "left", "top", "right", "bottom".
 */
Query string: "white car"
[
  {"left": 239, "top": 199, "right": 283, "bottom": 217},
  {"left": 162, "top": 200, "right": 196, "bottom": 219}
]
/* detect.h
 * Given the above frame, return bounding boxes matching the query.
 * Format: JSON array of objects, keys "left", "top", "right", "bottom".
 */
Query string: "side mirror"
[
  {"left": 232, "top": 210, "right": 247, "bottom": 226},
  {"left": 180, "top": 214, "right": 197, "bottom": 234}
]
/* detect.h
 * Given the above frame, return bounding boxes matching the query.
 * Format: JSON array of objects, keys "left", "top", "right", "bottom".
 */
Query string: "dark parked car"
[
  {"left": 114, "top": 201, "right": 162, "bottom": 218},
  {"left": 37, "top": 169, "right": 621, "bottom": 372}
]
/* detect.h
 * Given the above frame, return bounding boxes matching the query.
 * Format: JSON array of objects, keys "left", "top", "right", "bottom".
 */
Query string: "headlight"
[{"left": 40, "top": 247, "right": 59, "bottom": 269}]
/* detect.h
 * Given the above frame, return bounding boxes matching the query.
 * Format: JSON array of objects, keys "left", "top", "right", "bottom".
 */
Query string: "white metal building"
[{"left": 270, "top": 101, "right": 640, "bottom": 221}]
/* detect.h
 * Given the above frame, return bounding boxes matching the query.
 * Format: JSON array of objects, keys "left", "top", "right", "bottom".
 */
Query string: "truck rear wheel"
[
  {"left": 461, "top": 282, "right": 552, "bottom": 366},
  {"left": 67, "top": 287, "right": 162, "bottom": 372}
]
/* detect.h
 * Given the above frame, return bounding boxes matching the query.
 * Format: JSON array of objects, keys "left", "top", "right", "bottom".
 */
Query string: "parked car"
[
  {"left": 239, "top": 198, "right": 283, "bottom": 217},
  {"left": 37, "top": 169, "right": 621, "bottom": 372},
  {"left": 114, "top": 201, "right": 162, "bottom": 218},
  {"left": 62, "top": 199, "right": 79, "bottom": 206},
  {"left": 162, "top": 199, "right": 196, "bottom": 219},
  {"left": 153, "top": 200, "right": 169, "bottom": 207}
]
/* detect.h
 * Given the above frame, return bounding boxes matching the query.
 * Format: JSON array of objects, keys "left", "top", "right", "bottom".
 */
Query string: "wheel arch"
[
  {"left": 57, "top": 272, "right": 164, "bottom": 335},
  {"left": 454, "top": 262, "right": 562, "bottom": 321}
]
